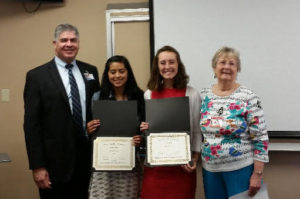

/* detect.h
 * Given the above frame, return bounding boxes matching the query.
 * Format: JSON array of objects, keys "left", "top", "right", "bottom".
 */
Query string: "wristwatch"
[{"left": 254, "top": 170, "right": 263, "bottom": 175}]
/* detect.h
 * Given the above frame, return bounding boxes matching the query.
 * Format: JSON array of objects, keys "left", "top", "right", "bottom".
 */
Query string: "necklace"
[{"left": 213, "top": 83, "right": 239, "bottom": 96}]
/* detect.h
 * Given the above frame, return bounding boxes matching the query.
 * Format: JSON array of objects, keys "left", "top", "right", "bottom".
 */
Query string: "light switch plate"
[{"left": 1, "top": 89, "right": 10, "bottom": 102}]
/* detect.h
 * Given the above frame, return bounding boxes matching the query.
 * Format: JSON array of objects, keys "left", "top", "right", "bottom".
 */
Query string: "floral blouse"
[{"left": 200, "top": 86, "right": 269, "bottom": 172}]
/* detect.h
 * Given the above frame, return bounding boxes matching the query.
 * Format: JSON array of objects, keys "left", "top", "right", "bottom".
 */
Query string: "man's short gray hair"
[{"left": 54, "top": 24, "right": 79, "bottom": 41}]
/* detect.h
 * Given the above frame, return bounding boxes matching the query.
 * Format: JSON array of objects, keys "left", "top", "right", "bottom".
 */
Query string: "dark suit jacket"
[{"left": 23, "top": 59, "right": 100, "bottom": 183}]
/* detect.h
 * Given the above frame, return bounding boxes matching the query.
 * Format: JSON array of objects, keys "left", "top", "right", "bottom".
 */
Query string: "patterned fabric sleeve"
[{"left": 246, "top": 91, "right": 269, "bottom": 162}]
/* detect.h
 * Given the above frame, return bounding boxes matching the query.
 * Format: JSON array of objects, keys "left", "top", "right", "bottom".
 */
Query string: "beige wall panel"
[
  {"left": 196, "top": 167, "right": 205, "bottom": 199},
  {"left": 264, "top": 151, "right": 300, "bottom": 199},
  {"left": 114, "top": 21, "right": 150, "bottom": 91}
]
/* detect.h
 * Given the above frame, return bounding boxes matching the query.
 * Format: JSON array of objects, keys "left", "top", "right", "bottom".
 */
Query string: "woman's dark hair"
[
  {"left": 147, "top": 45, "right": 189, "bottom": 91},
  {"left": 100, "top": 55, "right": 145, "bottom": 121}
]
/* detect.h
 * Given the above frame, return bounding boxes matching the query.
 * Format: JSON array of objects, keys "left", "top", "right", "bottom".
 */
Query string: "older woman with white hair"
[{"left": 200, "top": 46, "right": 269, "bottom": 199}]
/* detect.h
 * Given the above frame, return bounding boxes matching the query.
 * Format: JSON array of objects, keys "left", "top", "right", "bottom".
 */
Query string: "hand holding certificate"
[{"left": 229, "top": 184, "right": 269, "bottom": 199}]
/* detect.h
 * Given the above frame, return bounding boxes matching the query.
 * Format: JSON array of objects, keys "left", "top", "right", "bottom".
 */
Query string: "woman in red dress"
[{"left": 140, "top": 46, "right": 201, "bottom": 199}]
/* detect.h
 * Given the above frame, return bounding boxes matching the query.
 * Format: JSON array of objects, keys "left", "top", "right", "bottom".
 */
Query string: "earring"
[{"left": 214, "top": 73, "right": 217, "bottom": 78}]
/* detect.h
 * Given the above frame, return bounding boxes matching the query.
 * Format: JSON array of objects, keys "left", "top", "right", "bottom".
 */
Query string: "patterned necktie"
[{"left": 65, "top": 64, "right": 84, "bottom": 134}]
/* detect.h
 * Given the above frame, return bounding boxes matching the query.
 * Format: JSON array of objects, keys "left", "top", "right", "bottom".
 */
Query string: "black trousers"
[{"left": 39, "top": 138, "right": 91, "bottom": 199}]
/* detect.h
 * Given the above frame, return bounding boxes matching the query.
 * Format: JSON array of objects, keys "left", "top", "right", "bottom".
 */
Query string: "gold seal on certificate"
[
  {"left": 93, "top": 137, "right": 135, "bottom": 171},
  {"left": 147, "top": 132, "right": 191, "bottom": 166}
]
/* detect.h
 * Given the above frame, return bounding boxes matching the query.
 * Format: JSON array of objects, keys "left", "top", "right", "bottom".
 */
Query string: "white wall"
[{"left": 153, "top": 0, "right": 300, "bottom": 131}]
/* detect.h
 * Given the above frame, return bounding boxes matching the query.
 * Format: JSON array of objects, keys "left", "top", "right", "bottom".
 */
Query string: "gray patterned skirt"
[{"left": 88, "top": 170, "right": 142, "bottom": 199}]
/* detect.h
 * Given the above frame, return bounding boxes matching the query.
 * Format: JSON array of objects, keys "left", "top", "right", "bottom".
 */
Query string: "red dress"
[{"left": 141, "top": 88, "right": 196, "bottom": 199}]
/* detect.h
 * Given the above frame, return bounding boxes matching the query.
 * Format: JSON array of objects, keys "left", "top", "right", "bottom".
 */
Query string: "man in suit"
[{"left": 23, "top": 24, "right": 100, "bottom": 199}]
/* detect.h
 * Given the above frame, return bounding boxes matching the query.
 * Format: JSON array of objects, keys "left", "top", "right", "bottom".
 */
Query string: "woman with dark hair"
[
  {"left": 87, "top": 55, "right": 145, "bottom": 199},
  {"left": 140, "top": 46, "right": 201, "bottom": 199}
]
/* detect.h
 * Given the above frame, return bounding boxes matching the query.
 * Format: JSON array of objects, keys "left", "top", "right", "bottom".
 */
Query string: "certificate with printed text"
[
  {"left": 93, "top": 137, "right": 135, "bottom": 171},
  {"left": 147, "top": 132, "right": 191, "bottom": 166}
]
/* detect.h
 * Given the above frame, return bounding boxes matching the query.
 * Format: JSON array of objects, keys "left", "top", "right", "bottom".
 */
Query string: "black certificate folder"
[
  {"left": 145, "top": 97, "right": 190, "bottom": 134},
  {"left": 92, "top": 100, "right": 138, "bottom": 137}
]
